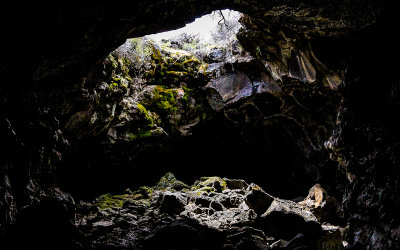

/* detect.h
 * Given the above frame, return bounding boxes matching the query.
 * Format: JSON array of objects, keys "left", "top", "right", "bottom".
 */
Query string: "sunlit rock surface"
[
  {"left": 75, "top": 173, "right": 344, "bottom": 249},
  {"left": 60, "top": 18, "right": 341, "bottom": 204}
]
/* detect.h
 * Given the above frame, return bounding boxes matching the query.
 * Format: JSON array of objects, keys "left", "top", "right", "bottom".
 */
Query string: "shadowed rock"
[{"left": 74, "top": 173, "right": 344, "bottom": 249}]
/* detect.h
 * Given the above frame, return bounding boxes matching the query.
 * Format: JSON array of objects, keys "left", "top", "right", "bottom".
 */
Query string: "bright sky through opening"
[{"left": 146, "top": 9, "right": 241, "bottom": 44}]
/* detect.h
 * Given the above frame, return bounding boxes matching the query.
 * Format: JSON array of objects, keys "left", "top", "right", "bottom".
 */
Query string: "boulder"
[
  {"left": 159, "top": 191, "right": 187, "bottom": 214},
  {"left": 259, "top": 199, "right": 322, "bottom": 240},
  {"left": 245, "top": 184, "right": 275, "bottom": 214},
  {"left": 206, "top": 72, "right": 253, "bottom": 104},
  {"left": 298, "top": 184, "right": 340, "bottom": 223}
]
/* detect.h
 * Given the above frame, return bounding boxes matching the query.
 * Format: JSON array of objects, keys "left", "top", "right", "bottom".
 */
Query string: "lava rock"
[
  {"left": 259, "top": 199, "right": 322, "bottom": 240},
  {"left": 224, "top": 178, "right": 249, "bottom": 190},
  {"left": 159, "top": 191, "right": 187, "bottom": 214},
  {"left": 298, "top": 184, "right": 340, "bottom": 223},
  {"left": 245, "top": 184, "right": 275, "bottom": 214},
  {"left": 206, "top": 72, "right": 252, "bottom": 104}
]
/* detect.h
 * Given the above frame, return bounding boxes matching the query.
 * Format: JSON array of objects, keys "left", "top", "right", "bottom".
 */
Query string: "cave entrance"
[
  {"left": 63, "top": 9, "right": 342, "bottom": 201},
  {"left": 146, "top": 9, "right": 242, "bottom": 48},
  {"left": 111, "top": 9, "right": 243, "bottom": 83}
]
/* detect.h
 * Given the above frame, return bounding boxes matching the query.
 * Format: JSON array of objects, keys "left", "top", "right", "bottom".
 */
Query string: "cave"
[{"left": 1, "top": 1, "right": 399, "bottom": 249}]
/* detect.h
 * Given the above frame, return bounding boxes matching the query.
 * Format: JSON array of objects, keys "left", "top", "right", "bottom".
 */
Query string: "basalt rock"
[
  {"left": 75, "top": 173, "right": 344, "bottom": 249},
  {"left": 1, "top": 0, "right": 397, "bottom": 249},
  {"left": 57, "top": 21, "right": 342, "bottom": 203},
  {"left": 299, "top": 183, "right": 341, "bottom": 224}
]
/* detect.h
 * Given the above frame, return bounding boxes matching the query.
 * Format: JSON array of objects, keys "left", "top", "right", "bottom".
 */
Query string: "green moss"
[
  {"left": 96, "top": 193, "right": 127, "bottom": 210},
  {"left": 137, "top": 103, "right": 154, "bottom": 125},
  {"left": 143, "top": 40, "right": 209, "bottom": 86},
  {"left": 180, "top": 86, "right": 194, "bottom": 104},
  {"left": 109, "top": 54, "right": 118, "bottom": 69},
  {"left": 94, "top": 174, "right": 231, "bottom": 211},
  {"left": 94, "top": 174, "right": 188, "bottom": 211},
  {"left": 200, "top": 63, "right": 209, "bottom": 70},
  {"left": 155, "top": 172, "right": 189, "bottom": 191},
  {"left": 132, "top": 186, "right": 154, "bottom": 200},
  {"left": 127, "top": 38, "right": 153, "bottom": 63},
  {"left": 138, "top": 199, "right": 152, "bottom": 207},
  {"left": 161, "top": 41, "right": 172, "bottom": 50},
  {"left": 183, "top": 58, "right": 201, "bottom": 67},
  {"left": 123, "top": 103, "right": 163, "bottom": 142},
  {"left": 151, "top": 45, "right": 163, "bottom": 63},
  {"left": 191, "top": 177, "right": 228, "bottom": 193},
  {"left": 138, "top": 129, "right": 152, "bottom": 138},
  {"left": 182, "top": 86, "right": 193, "bottom": 94},
  {"left": 142, "top": 86, "right": 179, "bottom": 115},
  {"left": 199, "top": 186, "right": 217, "bottom": 193},
  {"left": 109, "top": 81, "right": 119, "bottom": 89},
  {"left": 105, "top": 50, "right": 134, "bottom": 91},
  {"left": 166, "top": 71, "right": 188, "bottom": 77},
  {"left": 125, "top": 132, "right": 138, "bottom": 141},
  {"left": 126, "top": 128, "right": 153, "bottom": 141},
  {"left": 95, "top": 185, "right": 155, "bottom": 210}
]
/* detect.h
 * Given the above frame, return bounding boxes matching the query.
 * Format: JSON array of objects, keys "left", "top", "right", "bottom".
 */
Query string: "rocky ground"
[{"left": 75, "top": 173, "right": 344, "bottom": 249}]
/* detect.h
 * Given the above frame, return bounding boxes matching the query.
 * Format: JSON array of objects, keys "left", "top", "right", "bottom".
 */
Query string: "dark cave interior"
[{"left": 1, "top": 1, "right": 400, "bottom": 249}]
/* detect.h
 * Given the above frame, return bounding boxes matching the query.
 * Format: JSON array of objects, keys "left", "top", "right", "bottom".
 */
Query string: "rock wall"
[{"left": 1, "top": 0, "right": 398, "bottom": 249}]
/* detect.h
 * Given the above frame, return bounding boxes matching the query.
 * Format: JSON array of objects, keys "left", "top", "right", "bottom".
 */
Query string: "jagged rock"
[
  {"left": 205, "top": 87, "right": 225, "bottom": 111},
  {"left": 259, "top": 199, "right": 322, "bottom": 240},
  {"left": 318, "top": 224, "right": 344, "bottom": 249},
  {"left": 253, "top": 80, "right": 282, "bottom": 95},
  {"left": 206, "top": 72, "right": 253, "bottom": 104},
  {"left": 191, "top": 176, "right": 228, "bottom": 194},
  {"left": 2, "top": 1, "right": 394, "bottom": 249},
  {"left": 205, "top": 62, "right": 225, "bottom": 77},
  {"left": 154, "top": 172, "right": 189, "bottom": 191},
  {"left": 8, "top": 188, "right": 80, "bottom": 249},
  {"left": 289, "top": 50, "right": 316, "bottom": 83},
  {"left": 52, "top": 12, "right": 342, "bottom": 213},
  {"left": 223, "top": 227, "right": 271, "bottom": 249},
  {"left": 224, "top": 178, "right": 249, "bottom": 190},
  {"left": 271, "top": 233, "right": 317, "bottom": 249},
  {"left": 218, "top": 189, "right": 246, "bottom": 208},
  {"left": 298, "top": 184, "right": 340, "bottom": 223},
  {"left": 245, "top": 184, "right": 275, "bottom": 214},
  {"left": 75, "top": 174, "right": 343, "bottom": 248},
  {"left": 142, "top": 219, "right": 225, "bottom": 250},
  {"left": 159, "top": 191, "right": 187, "bottom": 214},
  {"left": 206, "top": 49, "right": 226, "bottom": 63},
  {"left": 193, "top": 195, "right": 212, "bottom": 207},
  {"left": 269, "top": 239, "right": 289, "bottom": 249}
]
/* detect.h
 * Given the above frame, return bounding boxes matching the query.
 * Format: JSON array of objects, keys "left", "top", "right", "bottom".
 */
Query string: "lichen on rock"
[
  {"left": 76, "top": 173, "right": 344, "bottom": 249},
  {"left": 191, "top": 176, "right": 228, "bottom": 194}
]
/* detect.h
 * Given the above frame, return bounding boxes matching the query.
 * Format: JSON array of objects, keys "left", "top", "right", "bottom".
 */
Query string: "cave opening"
[
  {"left": 60, "top": 9, "right": 343, "bottom": 202},
  {"left": 4, "top": 1, "right": 396, "bottom": 249}
]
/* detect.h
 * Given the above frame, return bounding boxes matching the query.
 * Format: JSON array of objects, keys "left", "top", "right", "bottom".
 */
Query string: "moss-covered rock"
[
  {"left": 94, "top": 173, "right": 189, "bottom": 210},
  {"left": 191, "top": 176, "right": 228, "bottom": 193},
  {"left": 131, "top": 186, "right": 154, "bottom": 200},
  {"left": 94, "top": 174, "right": 229, "bottom": 210},
  {"left": 155, "top": 172, "right": 189, "bottom": 191},
  {"left": 105, "top": 53, "right": 132, "bottom": 91},
  {"left": 142, "top": 86, "right": 179, "bottom": 115},
  {"left": 143, "top": 39, "right": 210, "bottom": 86},
  {"left": 95, "top": 193, "right": 128, "bottom": 210},
  {"left": 95, "top": 186, "right": 155, "bottom": 210},
  {"left": 80, "top": 173, "right": 345, "bottom": 249}
]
